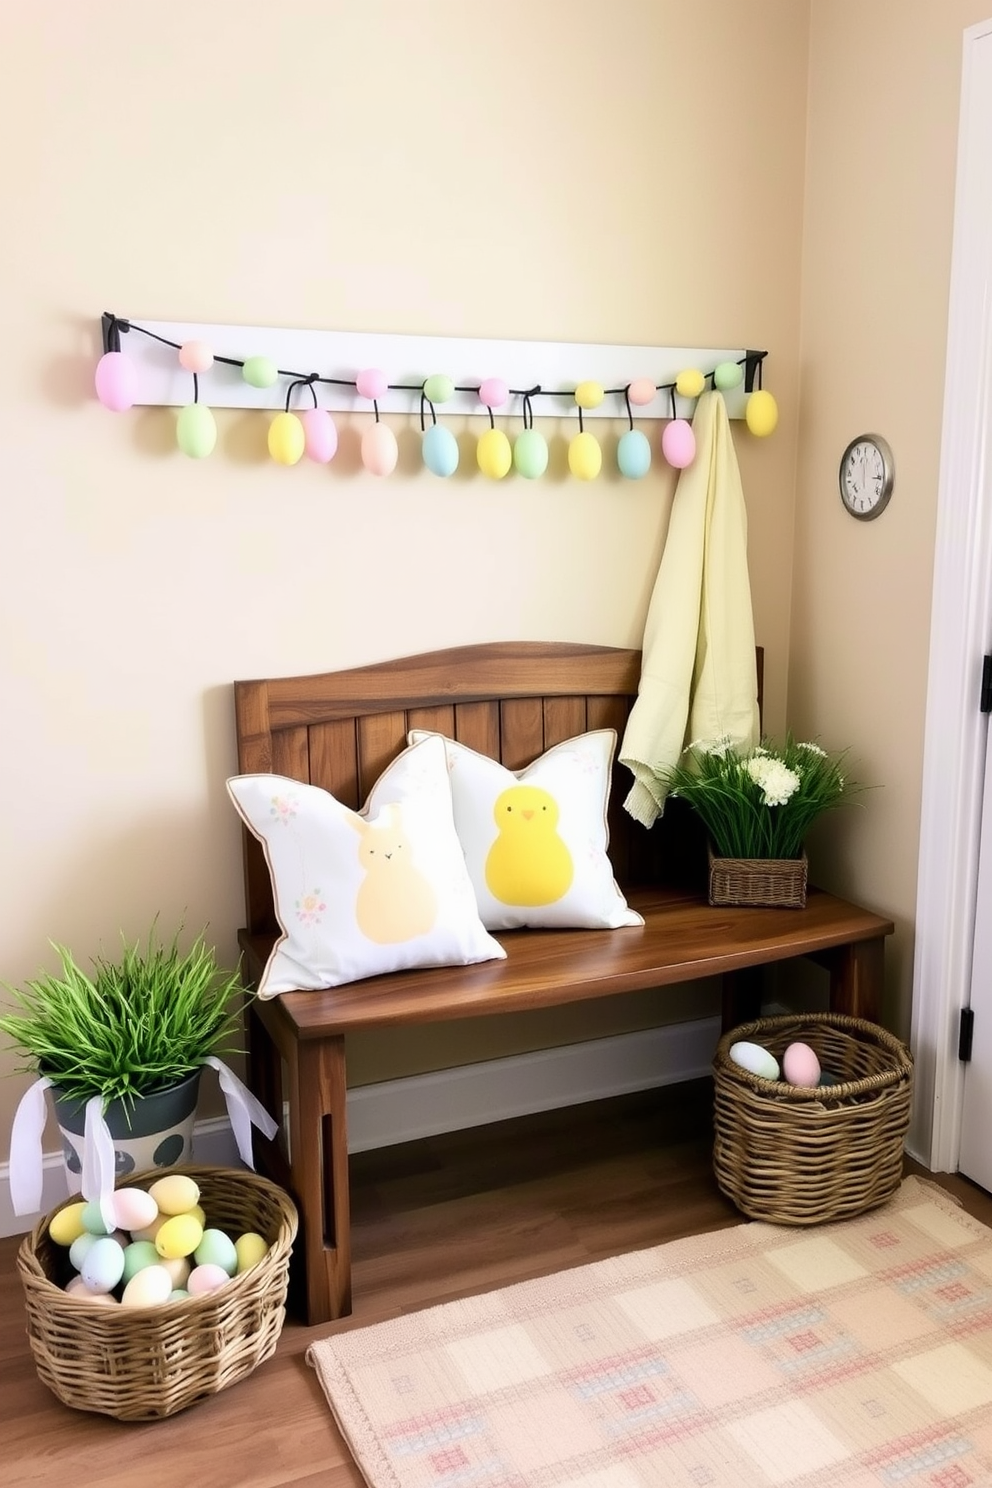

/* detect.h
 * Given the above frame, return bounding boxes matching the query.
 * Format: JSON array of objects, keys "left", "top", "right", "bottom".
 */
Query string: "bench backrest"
[{"left": 233, "top": 640, "right": 763, "bottom": 935}]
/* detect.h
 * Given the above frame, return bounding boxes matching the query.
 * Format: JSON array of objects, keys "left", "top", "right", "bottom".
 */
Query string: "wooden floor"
[{"left": 3, "top": 1080, "right": 991, "bottom": 1487}]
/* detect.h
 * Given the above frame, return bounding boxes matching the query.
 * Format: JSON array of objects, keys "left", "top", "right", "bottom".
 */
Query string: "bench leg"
[
  {"left": 823, "top": 935, "right": 884, "bottom": 1023},
  {"left": 291, "top": 1034, "right": 352, "bottom": 1324}
]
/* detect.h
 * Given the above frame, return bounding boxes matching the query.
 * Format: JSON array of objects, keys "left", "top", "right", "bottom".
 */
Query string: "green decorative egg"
[
  {"left": 423, "top": 373, "right": 454, "bottom": 404},
  {"left": 242, "top": 355, "right": 278, "bottom": 389}
]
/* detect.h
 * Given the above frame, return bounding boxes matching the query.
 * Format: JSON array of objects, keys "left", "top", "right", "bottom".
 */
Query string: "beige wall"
[
  {"left": 793, "top": 0, "right": 991, "bottom": 1038},
  {"left": 1, "top": 0, "right": 810, "bottom": 1160}
]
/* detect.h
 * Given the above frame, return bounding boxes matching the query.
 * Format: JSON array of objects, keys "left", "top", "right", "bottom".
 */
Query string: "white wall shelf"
[{"left": 104, "top": 314, "right": 765, "bottom": 421}]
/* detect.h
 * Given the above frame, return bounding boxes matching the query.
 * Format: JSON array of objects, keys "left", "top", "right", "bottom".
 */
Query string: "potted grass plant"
[
  {"left": 662, "top": 735, "right": 861, "bottom": 908},
  {"left": 1, "top": 925, "right": 248, "bottom": 1186}
]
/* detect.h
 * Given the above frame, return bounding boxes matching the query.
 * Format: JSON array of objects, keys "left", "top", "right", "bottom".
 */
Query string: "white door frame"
[{"left": 910, "top": 18, "right": 992, "bottom": 1170}]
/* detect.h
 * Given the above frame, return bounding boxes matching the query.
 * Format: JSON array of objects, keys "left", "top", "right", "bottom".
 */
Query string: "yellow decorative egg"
[
  {"left": 155, "top": 1213, "right": 204, "bottom": 1260},
  {"left": 49, "top": 1201, "right": 88, "bottom": 1247},
  {"left": 148, "top": 1173, "right": 201, "bottom": 1216},
  {"left": 574, "top": 380, "right": 604, "bottom": 410},
  {"left": 568, "top": 431, "right": 602, "bottom": 480},
  {"left": 675, "top": 368, "right": 705, "bottom": 399},
  {"left": 121, "top": 1264, "right": 174, "bottom": 1308},
  {"left": 476, "top": 427, "right": 512, "bottom": 479},
  {"left": 745, "top": 389, "right": 779, "bottom": 437},
  {"left": 235, "top": 1232, "right": 270, "bottom": 1273}
]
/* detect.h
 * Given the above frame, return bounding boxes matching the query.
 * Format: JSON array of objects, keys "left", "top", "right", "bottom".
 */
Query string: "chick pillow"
[
  {"left": 227, "top": 735, "right": 504, "bottom": 995},
  {"left": 408, "top": 729, "right": 643, "bottom": 931}
]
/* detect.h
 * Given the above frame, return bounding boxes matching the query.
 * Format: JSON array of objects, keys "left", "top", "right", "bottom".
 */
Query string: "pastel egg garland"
[
  {"left": 47, "top": 1170, "right": 271, "bottom": 1309},
  {"left": 94, "top": 320, "right": 777, "bottom": 479}
]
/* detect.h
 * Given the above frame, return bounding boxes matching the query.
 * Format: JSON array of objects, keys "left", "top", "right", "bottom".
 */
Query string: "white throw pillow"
[
  {"left": 408, "top": 729, "right": 644, "bottom": 931},
  {"left": 227, "top": 735, "right": 505, "bottom": 996}
]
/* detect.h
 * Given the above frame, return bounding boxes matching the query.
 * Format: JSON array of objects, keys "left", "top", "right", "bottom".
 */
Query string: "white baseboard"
[{"left": 0, "top": 1017, "right": 720, "bottom": 1238}]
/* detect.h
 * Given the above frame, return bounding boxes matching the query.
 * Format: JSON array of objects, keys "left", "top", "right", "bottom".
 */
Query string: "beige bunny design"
[{"left": 348, "top": 803, "right": 439, "bottom": 944}]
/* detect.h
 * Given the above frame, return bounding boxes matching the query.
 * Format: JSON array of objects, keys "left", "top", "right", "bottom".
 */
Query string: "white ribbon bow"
[{"left": 8, "top": 1059, "right": 280, "bottom": 1219}]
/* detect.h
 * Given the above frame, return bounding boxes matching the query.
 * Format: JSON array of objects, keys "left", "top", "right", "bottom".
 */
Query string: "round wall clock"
[{"left": 839, "top": 432, "right": 894, "bottom": 520}]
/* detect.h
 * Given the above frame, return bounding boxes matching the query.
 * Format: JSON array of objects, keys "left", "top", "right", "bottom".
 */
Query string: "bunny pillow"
[{"left": 227, "top": 735, "right": 504, "bottom": 996}]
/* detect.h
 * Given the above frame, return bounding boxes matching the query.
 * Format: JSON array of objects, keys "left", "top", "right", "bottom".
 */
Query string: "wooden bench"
[{"left": 234, "top": 641, "right": 894, "bottom": 1323}]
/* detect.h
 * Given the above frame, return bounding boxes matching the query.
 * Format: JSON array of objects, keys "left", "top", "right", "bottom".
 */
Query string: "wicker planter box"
[
  {"left": 708, "top": 845, "right": 808, "bottom": 908},
  {"left": 713, "top": 1013, "right": 913, "bottom": 1225},
  {"left": 17, "top": 1164, "right": 297, "bottom": 1420}
]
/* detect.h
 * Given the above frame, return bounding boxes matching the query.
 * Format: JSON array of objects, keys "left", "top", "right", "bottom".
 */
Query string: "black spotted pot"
[{"left": 51, "top": 1067, "right": 202, "bottom": 1184}]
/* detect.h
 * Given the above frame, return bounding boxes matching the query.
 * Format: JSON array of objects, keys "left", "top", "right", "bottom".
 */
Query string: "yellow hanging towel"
[{"left": 620, "top": 389, "right": 760, "bottom": 827}]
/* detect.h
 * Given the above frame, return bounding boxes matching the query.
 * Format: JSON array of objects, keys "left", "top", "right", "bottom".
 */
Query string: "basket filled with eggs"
[
  {"left": 16, "top": 1164, "right": 298, "bottom": 1421},
  {"left": 712, "top": 1013, "right": 913, "bottom": 1226}
]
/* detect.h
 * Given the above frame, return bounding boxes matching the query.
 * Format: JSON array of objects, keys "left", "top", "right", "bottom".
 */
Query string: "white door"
[
  {"left": 911, "top": 18, "right": 992, "bottom": 1178},
  {"left": 960, "top": 713, "right": 992, "bottom": 1189}
]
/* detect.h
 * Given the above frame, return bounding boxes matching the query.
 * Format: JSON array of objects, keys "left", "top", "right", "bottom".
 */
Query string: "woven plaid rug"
[{"left": 307, "top": 1177, "right": 992, "bottom": 1486}]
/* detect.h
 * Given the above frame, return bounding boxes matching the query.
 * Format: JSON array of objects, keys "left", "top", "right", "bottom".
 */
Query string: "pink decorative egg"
[
  {"left": 301, "top": 407, "right": 338, "bottom": 463},
  {"left": 782, "top": 1041, "right": 821, "bottom": 1087},
  {"left": 94, "top": 351, "right": 137, "bottom": 411},
  {"left": 187, "top": 1263, "right": 230, "bottom": 1296},
  {"left": 178, "top": 340, "right": 214, "bottom": 374},
  {"left": 355, "top": 367, "right": 388, "bottom": 401},
  {"left": 478, "top": 377, "right": 509, "bottom": 409},
  {"left": 661, "top": 418, "right": 696, "bottom": 468},
  {"left": 627, "top": 377, "right": 657, "bottom": 407}
]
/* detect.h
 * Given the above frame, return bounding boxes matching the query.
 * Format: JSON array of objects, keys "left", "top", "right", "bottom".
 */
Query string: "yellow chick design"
[{"left": 485, "top": 785, "right": 574, "bottom": 906}]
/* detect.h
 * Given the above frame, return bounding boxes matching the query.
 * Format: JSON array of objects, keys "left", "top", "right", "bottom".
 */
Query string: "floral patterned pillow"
[
  {"left": 408, "top": 729, "right": 644, "bottom": 931},
  {"left": 227, "top": 735, "right": 505, "bottom": 996}
]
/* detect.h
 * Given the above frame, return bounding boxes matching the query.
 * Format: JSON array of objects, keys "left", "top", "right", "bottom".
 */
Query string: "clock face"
[{"left": 840, "top": 434, "right": 893, "bottom": 520}]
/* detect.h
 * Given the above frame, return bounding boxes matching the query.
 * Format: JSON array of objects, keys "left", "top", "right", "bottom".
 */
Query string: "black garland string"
[{"left": 101, "top": 313, "right": 767, "bottom": 410}]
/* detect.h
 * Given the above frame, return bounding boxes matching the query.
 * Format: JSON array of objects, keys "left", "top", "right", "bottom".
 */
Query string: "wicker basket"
[
  {"left": 708, "top": 845, "right": 808, "bottom": 908},
  {"left": 17, "top": 1164, "right": 298, "bottom": 1421},
  {"left": 713, "top": 1013, "right": 913, "bottom": 1225}
]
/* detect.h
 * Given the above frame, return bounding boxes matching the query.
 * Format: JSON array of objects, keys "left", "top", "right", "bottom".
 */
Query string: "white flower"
[
  {"left": 688, "top": 735, "right": 735, "bottom": 758},
  {"left": 798, "top": 741, "right": 826, "bottom": 757},
  {"left": 745, "top": 755, "right": 800, "bottom": 807}
]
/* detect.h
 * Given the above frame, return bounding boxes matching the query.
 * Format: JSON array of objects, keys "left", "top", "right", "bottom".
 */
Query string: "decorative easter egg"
[
  {"left": 627, "top": 377, "right": 657, "bottom": 407},
  {"left": 160, "top": 1255, "right": 191, "bottom": 1288},
  {"left": 568, "top": 431, "right": 602, "bottom": 480},
  {"left": 478, "top": 377, "right": 509, "bottom": 409},
  {"left": 617, "top": 428, "right": 651, "bottom": 479},
  {"left": 513, "top": 429, "right": 549, "bottom": 479},
  {"left": 176, "top": 402, "right": 217, "bottom": 458},
  {"left": 187, "top": 1262, "right": 231, "bottom": 1296},
  {"left": 242, "top": 355, "right": 278, "bottom": 389},
  {"left": 69, "top": 1231, "right": 98, "bottom": 1272},
  {"left": 268, "top": 410, "right": 306, "bottom": 466},
  {"left": 194, "top": 1228, "right": 239, "bottom": 1276},
  {"left": 66, "top": 1275, "right": 119, "bottom": 1304},
  {"left": 728, "top": 1040, "right": 781, "bottom": 1082},
  {"left": 81, "top": 1236, "right": 126, "bottom": 1294},
  {"left": 122, "top": 1239, "right": 161, "bottom": 1284},
  {"left": 355, "top": 367, "right": 388, "bottom": 400},
  {"left": 675, "top": 368, "right": 705, "bottom": 399},
  {"left": 301, "top": 407, "right": 338, "bottom": 463},
  {"left": 661, "top": 418, "right": 696, "bottom": 468},
  {"left": 130, "top": 1212, "right": 168, "bottom": 1243},
  {"left": 49, "top": 1201, "right": 88, "bottom": 1247},
  {"left": 235, "top": 1231, "right": 270, "bottom": 1273},
  {"left": 477, "top": 427, "right": 512, "bottom": 479},
  {"left": 178, "top": 340, "right": 214, "bottom": 374},
  {"left": 95, "top": 350, "right": 137, "bottom": 411},
  {"left": 574, "top": 380, "right": 605, "bottom": 410},
  {"left": 783, "top": 1041, "right": 822, "bottom": 1087},
  {"left": 81, "top": 1199, "right": 113, "bottom": 1236},
  {"left": 713, "top": 360, "right": 743, "bottom": 391},
  {"left": 746, "top": 389, "right": 779, "bottom": 437},
  {"left": 422, "top": 423, "right": 459, "bottom": 477},
  {"left": 168, "top": 1289, "right": 190, "bottom": 1302},
  {"left": 113, "top": 1186, "right": 159, "bottom": 1233},
  {"left": 155, "top": 1213, "right": 204, "bottom": 1260},
  {"left": 423, "top": 373, "right": 454, "bottom": 405},
  {"left": 148, "top": 1173, "right": 201, "bottom": 1216},
  {"left": 361, "top": 421, "right": 399, "bottom": 475},
  {"left": 121, "top": 1264, "right": 174, "bottom": 1308}
]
